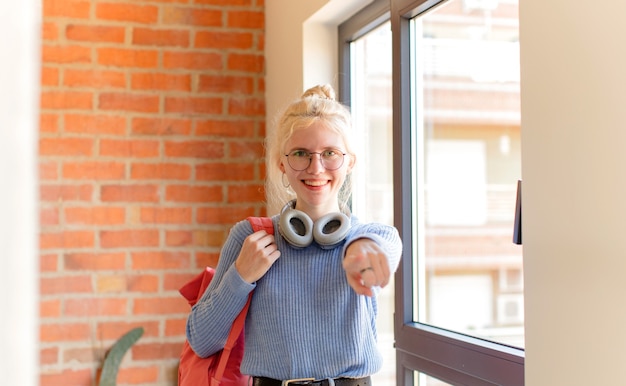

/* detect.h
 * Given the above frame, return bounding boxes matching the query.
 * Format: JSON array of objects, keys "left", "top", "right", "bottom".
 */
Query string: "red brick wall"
[{"left": 39, "top": 1, "right": 265, "bottom": 385}]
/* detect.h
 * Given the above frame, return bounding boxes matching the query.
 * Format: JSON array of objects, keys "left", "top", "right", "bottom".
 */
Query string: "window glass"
[
  {"left": 416, "top": 372, "right": 453, "bottom": 385},
  {"left": 410, "top": 0, "right": 523, "bottom": 347},
  {"left": 349, "top": 21, "right": 394, "bottom": 383}
]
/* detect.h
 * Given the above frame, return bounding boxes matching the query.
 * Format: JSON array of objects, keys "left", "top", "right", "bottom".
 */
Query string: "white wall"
[
  {"left": 520, "top": 1, "right": 626, "bottom": 384},
  {"left": 0, "top": 0, "right": 40, "bottom": 384}
]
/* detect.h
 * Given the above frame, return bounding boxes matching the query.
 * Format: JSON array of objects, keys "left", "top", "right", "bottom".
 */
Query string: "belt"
[{"left": 252, "top": 376, "right": 371, "bottom": 386}]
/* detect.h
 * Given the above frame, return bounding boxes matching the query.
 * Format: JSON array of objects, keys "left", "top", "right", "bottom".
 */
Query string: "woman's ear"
[
  {"left": 279, "top": 160, "right": 286, "bottom": 173},
  {"left": 346, "top": 154, "right": 356, "bottom": 173}
]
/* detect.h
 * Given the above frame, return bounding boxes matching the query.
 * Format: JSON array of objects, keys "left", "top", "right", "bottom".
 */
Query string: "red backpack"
[{"left": 178, "top": 217, "right": 274, "bottom": 386}]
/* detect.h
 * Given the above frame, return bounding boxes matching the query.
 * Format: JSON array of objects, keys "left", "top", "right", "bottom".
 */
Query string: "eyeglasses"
[{"left": 284, "top": 149, "right": 347, "bottom": 171}]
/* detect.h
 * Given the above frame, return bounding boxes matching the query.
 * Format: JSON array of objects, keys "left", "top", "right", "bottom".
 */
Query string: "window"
[{"left": 341, "top": 0, "right": 524, "bottom": 384}]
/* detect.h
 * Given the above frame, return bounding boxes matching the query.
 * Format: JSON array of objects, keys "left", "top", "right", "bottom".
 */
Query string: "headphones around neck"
[{"left": 278, "top": 200, "right": 351, "bottom": 248}]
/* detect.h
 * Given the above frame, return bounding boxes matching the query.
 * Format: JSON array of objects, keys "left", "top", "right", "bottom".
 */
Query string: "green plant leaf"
[{"left": 98, "top": 327, "right": 144, "bottom": 386}]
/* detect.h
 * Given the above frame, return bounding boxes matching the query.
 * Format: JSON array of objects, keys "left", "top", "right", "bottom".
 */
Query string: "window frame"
[{"left": 339, "top": 0, "right": 526, "bottom": 384}]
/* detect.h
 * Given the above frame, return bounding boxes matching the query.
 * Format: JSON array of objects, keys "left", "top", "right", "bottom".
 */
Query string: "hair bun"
[{"left": 301, "top": 84, "right": 336, "bottom": 101}]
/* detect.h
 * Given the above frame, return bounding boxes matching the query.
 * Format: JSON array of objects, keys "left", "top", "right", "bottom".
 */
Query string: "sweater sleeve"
[
  {"left": 185, "top": 220, "right": 256, "bottom": 357},
  {"left": 342, "top": 219, "right": 403, "bottom": 275}
]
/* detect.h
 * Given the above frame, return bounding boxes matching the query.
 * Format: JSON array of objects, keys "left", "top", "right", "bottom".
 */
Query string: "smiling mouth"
[{"left": 303, "top": 180, "right": 329, "bottom": 187}]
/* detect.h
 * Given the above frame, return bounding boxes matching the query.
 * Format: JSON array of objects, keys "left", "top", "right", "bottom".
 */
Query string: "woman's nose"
[{"left": 306, "top": 153, "right": 324, "bottom": 173}]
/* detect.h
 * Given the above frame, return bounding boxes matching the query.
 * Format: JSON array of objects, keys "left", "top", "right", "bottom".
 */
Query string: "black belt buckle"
[{"left": 281, "top": 378, "right": 315, "bottom": 385}]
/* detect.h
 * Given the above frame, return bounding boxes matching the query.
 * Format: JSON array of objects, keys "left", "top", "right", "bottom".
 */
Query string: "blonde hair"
[{"left": 265, "top": 84, "right": 355, "bottom": 214}]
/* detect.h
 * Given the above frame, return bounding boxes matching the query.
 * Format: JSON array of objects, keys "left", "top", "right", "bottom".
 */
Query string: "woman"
[{"left": 186, "top": 85, "right": 403, "bottom": 385}]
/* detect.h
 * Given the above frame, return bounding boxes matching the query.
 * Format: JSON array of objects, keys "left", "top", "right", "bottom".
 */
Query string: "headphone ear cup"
[
  {"left": 312, "top": 212, "right": 350, "bottom": 247},
  {"left": 279, "top": 208, "right": 314, "bottom": 248}
]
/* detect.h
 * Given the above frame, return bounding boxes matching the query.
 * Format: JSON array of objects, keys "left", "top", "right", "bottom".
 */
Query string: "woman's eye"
[
  {"left": 291, "top": 150, "right": 309, "bottom": 157},
  {"left": 322, "top": 149, "right": 338, "bottom": 157}
]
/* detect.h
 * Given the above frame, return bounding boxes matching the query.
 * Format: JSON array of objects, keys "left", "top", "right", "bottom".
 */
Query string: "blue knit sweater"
[{"left": 186, "top": 215, "right": 403, "bottom": 380}]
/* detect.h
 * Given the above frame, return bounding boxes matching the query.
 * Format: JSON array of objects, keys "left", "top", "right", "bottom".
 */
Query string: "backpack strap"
[{"left": 213, "top": 217, "right": 273, "bottom": 384}]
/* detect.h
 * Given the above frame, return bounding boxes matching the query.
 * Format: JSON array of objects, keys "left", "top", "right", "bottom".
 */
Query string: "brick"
[
  {"left": 163, "top": 273, "right": 195, "bottom": 292},
  {"left": 162, "top": 7, "right": 222, "bottom": 27},
  {"left": 63, "top": 348, "right": 97, "bottom": 364},
  {"left": 40, "top": 369, "right": 92, "bottom": 386},
  {"left": 117, "top": 365, "right": 160, "bottom": 384},
  {"left": 164, "top": 96, "right": 223, "bottom": 115},
  {"left": 43, "top": 0, "right": 91, "bottom": 18},
  {"left": 99, "top": 92, "right": 160, "bottom": 113},
  {"left": 131, "top": 72, "right": 191, "bottom": 92},
  {"left": 164, "top": 140, "right": 224, "bottom": 159},
  {"left": 62, "top": 161, "right": 126, "bottom": 180},
  {"left": 131, "top": 163, "right": 191, "bottom": 180},
  {"left": 100, "top": 229, "right": 160, "bottom": 248},
  {"left": 40, "top": 160, "right": 59, "bottom": 180},
  {"left": 40, "top": 137, "right": 93, "bottom": 157},
  {"left": 97, "top": 321, "right": 159, "bottom": 341},
  {"left": 196, "top": 162, "right": 254, "bottom": 181},
  {"left": 227, "top": 53, "right": 264, "bottom": 72},
  {"left": 40, "top": 253, "right": 59, "bottom": 272},
  {"left": 40, "top": 113, "right": 59, "bottom": 133},
  {"left": 230, "top": 140, "right": 265, "bottom": 159},
  {"left": 131, "top": 117, "right": 191, "bottom": 136},
  {"left": 101, "top": 185, "right": 159, "bottom": 202},
  {"left": 195, "top": 0, "right": 252, "bottom": 6},
  {"left": 196, "top": 251, "right": 220, "bottom": 268},
  {"left": 139, "top": 207, "right": 192, "bottom": 224},
  {"left": 96, "top": 275, "right": 127, "bottom": 293},
  {"left": 65, "top": 297, "right": 128, "bottom": 317},
  {"left": 228, "top": 97, "right": 265, "bottom": 117},
  {"left": 64, "top": 114, "right": 127, "bottom": 135},
  {"left": 97, "top": 47, "right": 159, "bottom": 68},
  {"left": 198, "top": 75, "right": 254, "bottom": 94},
  {"left": 96, "top": 3, "right": 158, "bottom": 24},
  {"left": 40, "top": 347, "right": 59, "bottom": 365},
  {"left": 41, "top": 207, "right": 60, "bottom": 226},
  {"left": 195, "top": 31, "right": 253, "bottom": 49},
  {"left": 195, "top": 119, "right": 255, "bottom": 137},
  {"left": 133, "top": 297, "right": 188, "bottom": 315},
  {"left": 194, "top": 229, "right": 229, "bottom": 248},
  {"left": 41, "top": 66, "right": 59, "bottom": 86},
  {"left": 40, "top": 323, "right": 91, "bottom": 342},
  {"left": 227, "top": 184, "right": 264, "bottom": 203},
  {"left": 64, "top": 252, "right": 126, "bottom": 270},
  {"left": 132, "top": 27, "right": 190, "bottom": 47},
  {"left": 64, "top": 69, "right": 126, "bottom": 89},
  {"left": 65, "top": 207, "right": 126, "bottom": 225},
  {"left": 40, "top": 299, "right": 62, "bottom": 318},
  {"left": 100, "top": 139, "right": 160, "bottom": 158},
  {"left": 165, "top": 317, "right": 186, "bottom": 337},
  {"left": 197, "top": 206, "right": 255, "bottom": 225},
  {"left": 165, "top": 230, "right": 193, "bottom": 246},
  {"left": 227, "top": 10, "right": 264, "bottom": 29},
  {"left": 40, "top": 91, "right": 93, "bottom": 110},
  {"left": 40, "top": 231, "right": 95, "bottom": 250},
  {"left": 163, "top": 51, "right": 222, "bottom": 70},
  {"left": 165, "top": 185, "right": 222, "bottom": 203},
  {"left": 133, "top": 342, "right": 182, "bottom": 360},
  {"left": 40, "top": 275, "right": 93, "bottom": 295},
  {"left": 66, "top": 24, "right": 125, "bottom": 43},
  {"left": 42, "top": 22, "right": 59, "bottom": 41},
  {"left": 126, "top": 274, "right": 159, "bottom": 292},
  {"left": 131, "top": 251, "right": 191, "bottom": 269},
  {"left": 40, "top": 184, "right": 93, "bottom": 202},
  {"left": 41, "top": 45, "right": 92, "bottom": 64}
]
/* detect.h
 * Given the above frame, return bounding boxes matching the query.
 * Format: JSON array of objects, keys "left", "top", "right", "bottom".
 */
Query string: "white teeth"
[{"left": 304, "top": 180, "right": 327, "bottom": 186}]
